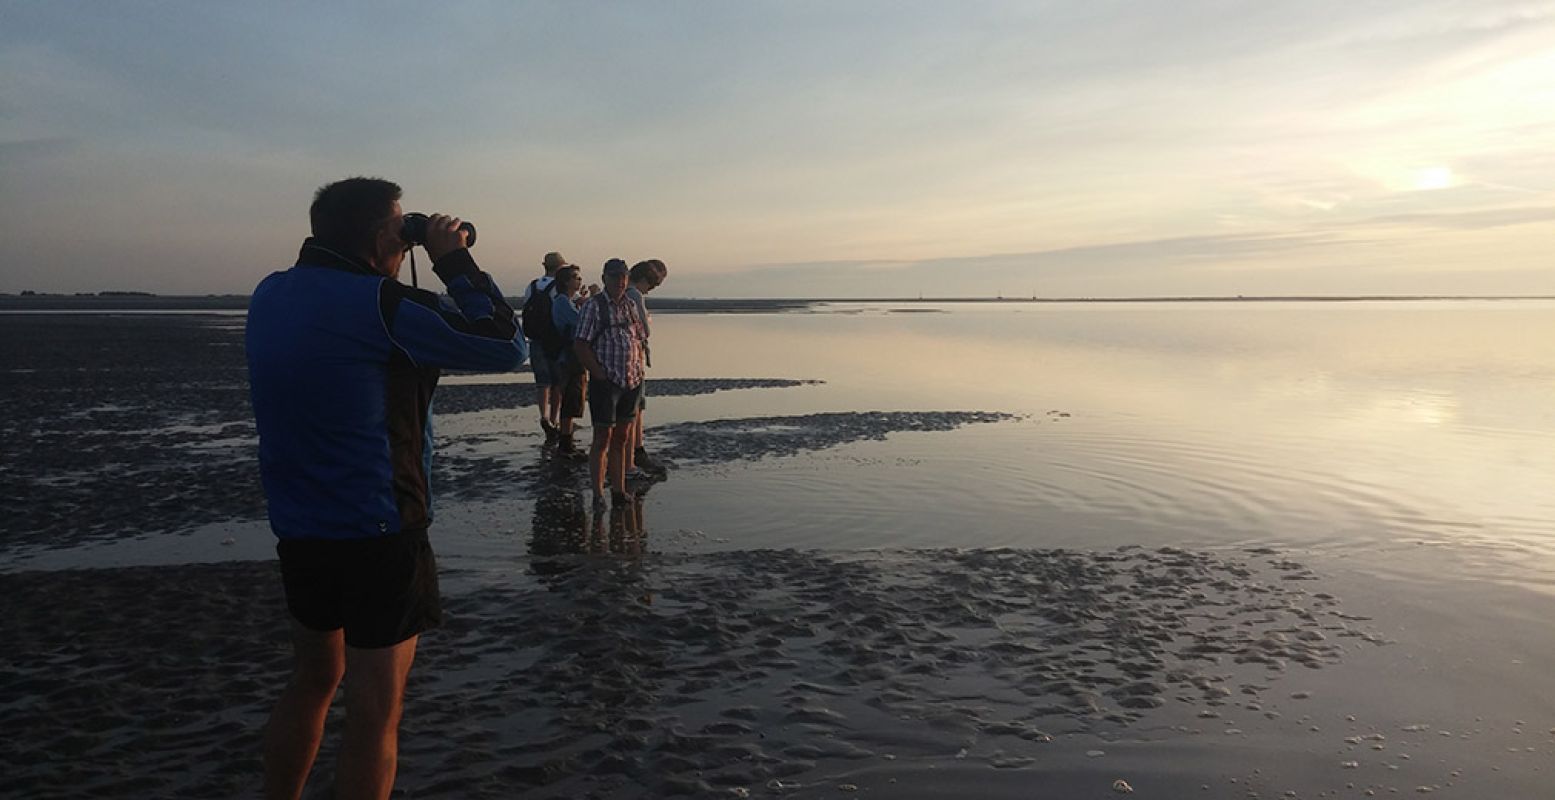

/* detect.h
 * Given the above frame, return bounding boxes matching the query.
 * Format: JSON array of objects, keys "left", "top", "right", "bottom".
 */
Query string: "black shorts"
[
  {"left": 276, "top": 528, "right": 441, "bottom": 649},
  {"left": 588, "top": 378, "right": 643, "bottom": 428}
]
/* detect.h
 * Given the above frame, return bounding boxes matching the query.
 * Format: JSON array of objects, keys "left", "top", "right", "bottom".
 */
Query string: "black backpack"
[{"left": 521, "top": 279, "right": 566, "bottom": 357}]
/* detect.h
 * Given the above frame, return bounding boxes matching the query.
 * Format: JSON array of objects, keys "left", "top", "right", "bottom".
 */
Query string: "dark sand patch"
[
  {"left": 653, "top": 411, "right": 1019, "bottom": 464},
  {"left": 1, "top": 547, "right": 1390, "bottom": 799},
  {"left": 2, "top": 404, "right": 1014, "bottom": 552},
  {"left": 0, "top": 315, "right": 263, "bottom": 551},
  {"left": 433, "top": 378, "right": 822, "bottom": 414},
  {"left": 0, "top": 314, "right": 834, "bottom": 550},
  {"left": 431, "top": 411, "right": 1019, "bottom": 506},
  {"left": 0, "top": 296, "right": 822, "bottom": 314}
]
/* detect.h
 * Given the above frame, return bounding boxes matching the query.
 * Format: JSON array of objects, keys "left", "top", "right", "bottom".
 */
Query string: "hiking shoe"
[
  {"left": 540, "top": 419, "right": 559, "bottom": 443},
  {"left": 634, "top": 449, "right": 668, "bottom": 474},
  {"left": 556, "top": 436, "right": 587, "bottom": 461}
]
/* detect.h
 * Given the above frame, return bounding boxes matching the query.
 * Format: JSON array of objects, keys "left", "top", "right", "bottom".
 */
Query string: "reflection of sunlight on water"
[
  {"left": 636, "top": 301, "right": 1555, "bottom": 591},
  {"left": 1340, "top": 391, "right": 1458, "bottom": 428}
]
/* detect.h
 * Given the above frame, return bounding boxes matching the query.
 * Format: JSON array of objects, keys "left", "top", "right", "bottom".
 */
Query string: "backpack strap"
[{"left": 589, "top": 292, "right": 638, "bottom": 347}]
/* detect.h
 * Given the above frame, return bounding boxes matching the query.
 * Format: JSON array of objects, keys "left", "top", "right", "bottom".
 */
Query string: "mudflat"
[{"left": 2, "top": 311, "right": 1552, "bottom": 799}]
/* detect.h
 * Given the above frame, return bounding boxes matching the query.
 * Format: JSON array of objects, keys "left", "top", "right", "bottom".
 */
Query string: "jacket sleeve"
[
  {"left": 574, "top": 295, "right": 601, "bottom": 342},
  {"left": 552, "top": 294, "right": 580, "bottom": 340},
  {"left": 377, "top": 248, "right": 528, "bottom": 371}
]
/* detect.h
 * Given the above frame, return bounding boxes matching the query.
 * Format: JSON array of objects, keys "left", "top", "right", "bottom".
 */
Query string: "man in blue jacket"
[{"left": 247, "top": 177, "right": 526, "bottom": 800}]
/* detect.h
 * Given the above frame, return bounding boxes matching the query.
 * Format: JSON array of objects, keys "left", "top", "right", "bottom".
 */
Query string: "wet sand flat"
[
  {"left": 0, "top": 315, "right": 840, "bottom": 550},
  {"left": 0, "top": 314, "right": 1011, "bottom": 550},
  {"left": 7, "top": 546, "right": 1549, "bottom": 798},
  {"left": 4, "top": 310, "right": 1555, "bottom": 798},
  {"left": 5, "top": 547, "right": 1458, "bottom": 799}
]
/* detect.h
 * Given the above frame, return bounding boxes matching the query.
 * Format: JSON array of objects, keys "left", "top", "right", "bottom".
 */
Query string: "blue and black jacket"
[{"left": 246, "top": 239, "right": 527, "bottom": 541}]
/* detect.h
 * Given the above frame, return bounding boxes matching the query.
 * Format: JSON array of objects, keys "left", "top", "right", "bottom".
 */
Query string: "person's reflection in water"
[
  {"left": 595, "top": 495, "right": 646, "bottom": 557},
  {"left": 528, "top": 488, "right": 588, "bottom": 576},
  {"left": 600, "top": 497, "right": 652, "bottom": 605},
  {"left": 529, "top": 488, "right": 650, "bottom": 580}
]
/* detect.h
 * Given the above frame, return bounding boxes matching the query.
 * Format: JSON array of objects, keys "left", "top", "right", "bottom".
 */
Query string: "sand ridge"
[
  {"left": 0, "top": 546, "right": 1384, "bottom": 798},
  {"left": 651, "top": 412, "right": 1021, "bottom": 465},
  {"left": 433, "top": 378, "right": 824, "bottom": 415}
]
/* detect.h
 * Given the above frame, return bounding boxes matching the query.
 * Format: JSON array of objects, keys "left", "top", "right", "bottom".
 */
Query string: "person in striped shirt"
[{"left": 572, "top": 258, "right": 646, "bottom": 505}]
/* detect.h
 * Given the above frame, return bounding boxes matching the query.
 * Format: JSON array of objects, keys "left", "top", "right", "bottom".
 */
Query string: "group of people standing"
[{"left": 519, "top": 250, "right": 669, "bottom": 505}]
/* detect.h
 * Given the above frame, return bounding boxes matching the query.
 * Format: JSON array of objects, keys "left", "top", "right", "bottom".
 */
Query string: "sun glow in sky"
[
  {"left": 2, "top": 1, "right": 1554, "bottom": 298},
  {"left": 1414, "top": 167, "right": 1455, "bottom": 191}
]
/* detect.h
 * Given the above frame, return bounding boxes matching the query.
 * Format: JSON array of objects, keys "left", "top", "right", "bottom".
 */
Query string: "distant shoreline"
[{"left": 1, "top": 293, "right": 1551, "bottom": 312}]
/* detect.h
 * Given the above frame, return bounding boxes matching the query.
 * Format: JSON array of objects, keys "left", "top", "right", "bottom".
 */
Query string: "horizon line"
[{"left": 4, "top": 292, "right": 1555, "bottom": 304}]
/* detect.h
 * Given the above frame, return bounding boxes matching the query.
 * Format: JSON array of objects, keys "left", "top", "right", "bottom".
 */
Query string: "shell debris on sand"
[{"left": 1113, "top": 778, "right": 1135, "bottom": 793}]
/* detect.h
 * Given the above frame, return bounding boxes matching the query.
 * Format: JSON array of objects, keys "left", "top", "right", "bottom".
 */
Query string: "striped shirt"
[{"left": 574, "top": 292, "right": 645, "bottom": 388}]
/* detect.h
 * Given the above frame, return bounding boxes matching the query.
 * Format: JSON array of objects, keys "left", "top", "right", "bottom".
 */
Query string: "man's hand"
[
  {"left": 423, "top": 213, "right": 469, "bottom": 261},
  {"left": 575, "top": 341, "right": 608, "bottom": 382}
]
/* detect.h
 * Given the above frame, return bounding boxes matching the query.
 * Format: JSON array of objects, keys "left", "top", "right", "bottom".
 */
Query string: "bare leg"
[
  {"left": 608, "top": 424, "right": 632, "bottom": 496},
  {"left": 263, "top": 623, "right": 345, "bottom": 800},
  {"left": 631, "top": 407, "right": 663, "bottom": 473},
  {"left": 588, "top": 502, "right": 608, "bottom": 552},
  {"left": 546, "top": 385, "right": 563, "bottom": 427},
  {"left": 335, "top": 636, "right": 419, "bottom": 800},
  {"left": 624, "top": 413, "right": 639, "bottom": 471},
  {"left": 537, "top": 386, "right": 553, "bottom": 427},
  {"left": 590, "top": 425, "right": 613, "bottom": 498}
]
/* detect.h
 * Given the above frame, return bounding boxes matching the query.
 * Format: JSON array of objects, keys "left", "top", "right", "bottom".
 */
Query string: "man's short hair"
[
  {"left": 602, "top": 258, "right": 629, "bottom": 278},
  {"left": 629, "top": 259, "right": 665, "bottom": 283},
  {"left": 310, "top": 177, "right": 402, "bottom": 254}
]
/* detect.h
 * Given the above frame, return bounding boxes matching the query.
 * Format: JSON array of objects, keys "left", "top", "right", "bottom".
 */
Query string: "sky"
[{"left": 2, "top": 0, "right": 1553, "bottom": 298}]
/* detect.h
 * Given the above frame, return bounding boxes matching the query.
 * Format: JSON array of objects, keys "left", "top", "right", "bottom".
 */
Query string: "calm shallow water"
[
  {"left": 593, "top": 300, "right": 1555, "bottom": 594},
  {"left": 8, "top": 303, "right": 1555, "bottom": 797},
  {"left": 12, "top": 301, "right": 1555, "bottom": 595}
]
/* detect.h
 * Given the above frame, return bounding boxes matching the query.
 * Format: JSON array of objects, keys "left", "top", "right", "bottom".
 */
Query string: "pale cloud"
[
  {"left": 0, "top": 1, "right": 1551, "bottom": 296},
  {"left": 1352, "top": 205, "right": 1555, "bottom": 230},
  {"left": 674, "top": 231, "right": 1376, "bottom": 298}
]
